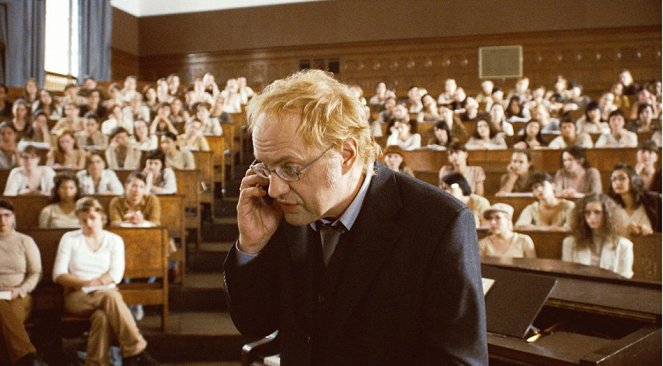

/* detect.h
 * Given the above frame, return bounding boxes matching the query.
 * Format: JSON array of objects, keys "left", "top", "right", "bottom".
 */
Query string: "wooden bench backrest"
[
  {"left": 206, "top": 135, "right": 226, "bottom": 184},
  {"left": 191, "top": 150, "right": 214, "bottom": 191}
]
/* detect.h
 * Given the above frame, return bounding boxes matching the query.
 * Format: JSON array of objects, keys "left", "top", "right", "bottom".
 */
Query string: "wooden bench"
[
  {"left": 477, "top": 229, "right": 661, "bottom": 282},
  {"left": 192, "top": 150, "right": 215, "bottom": 215},
  {"left": 221, "top": 123, "right": 238, "bottom": 179},
  {"left": 25, "top": 227, "right": 169, "bottom": 332},
  {"left": 206, "top": 135, "right": 227, "bottom": 189},
  {"left": 228, "top": 112, "right": 248, "bottom": 165}
]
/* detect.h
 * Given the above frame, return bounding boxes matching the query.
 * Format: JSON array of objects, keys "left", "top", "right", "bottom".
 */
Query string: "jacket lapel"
[{"left": 285, "top": 223, "right": 318, "bottom": 333}]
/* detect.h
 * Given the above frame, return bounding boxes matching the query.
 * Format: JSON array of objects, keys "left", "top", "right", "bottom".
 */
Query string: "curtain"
[
  {"left": 0, "top": 0, "right": 45, "bottom": 87},
  {"left": 78, "top": 0, "right": 112, "bottom": 82}
]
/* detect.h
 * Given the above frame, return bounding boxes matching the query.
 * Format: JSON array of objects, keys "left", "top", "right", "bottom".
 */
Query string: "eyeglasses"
[{"left": 250, "top": 146, "right": 333, "bottom": 182}]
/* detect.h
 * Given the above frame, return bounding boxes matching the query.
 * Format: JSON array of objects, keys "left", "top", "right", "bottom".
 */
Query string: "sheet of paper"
[
  {"left": 82, "top": 283, "right": 116, "bottom": 294},
  {"left": 482, "top": 278, "right": 495, "bottom": 296},
  {"left": 0, "top": 290, "right": 11, "bottom": 300},
  {"left": 264, "top": 355, "right": 281, "bottom": 366}
]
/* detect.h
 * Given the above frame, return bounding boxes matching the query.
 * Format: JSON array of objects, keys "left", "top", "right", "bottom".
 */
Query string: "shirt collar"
[{"left": 311, "top": 162, "right": 374, "bottom": 232}]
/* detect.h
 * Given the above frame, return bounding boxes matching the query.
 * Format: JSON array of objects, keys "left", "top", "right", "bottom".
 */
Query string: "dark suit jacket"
[{"left": 224, "top": 164, "right": 488, "bottom": 365}]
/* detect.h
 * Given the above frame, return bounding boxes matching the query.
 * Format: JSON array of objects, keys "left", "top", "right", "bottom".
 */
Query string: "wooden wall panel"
[
  {"left": 135, "top": 27, "right": 660, "bottom": 98},
  {"left": 111, "top": 48, "right": 140, "bottom": 81}
]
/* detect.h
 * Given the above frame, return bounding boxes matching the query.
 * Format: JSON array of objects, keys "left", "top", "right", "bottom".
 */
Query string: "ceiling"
[{"left": 110, "top": 0, "right": 322, "bottom": 17}]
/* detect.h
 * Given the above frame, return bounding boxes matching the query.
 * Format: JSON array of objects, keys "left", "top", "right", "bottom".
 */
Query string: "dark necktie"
[{"left": 315, "top": 220, "right": 347, "bottom": 266}]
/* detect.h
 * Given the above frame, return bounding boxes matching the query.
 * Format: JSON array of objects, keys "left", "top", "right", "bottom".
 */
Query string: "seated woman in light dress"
[
  {"left": 129, "top": 119, "right": 157, "bottom": 152},
  {"left": 562, "top": 193, "right": 633, "bottom": 278},
  {"left": 464, "top": 119, "right": 507, "bottom": 150},
  {"left": 39, "top": 172, "right": 81, "bottom": 228},
  {"left": 438, "top": 142, "right": 485, "bottom": 195},
  {"left": 46, "top": 130, "right": 86, "bottom": 170},
  {"left": 4, "top": 146, "right": 55, "bottom": 196},
  {"left": 553, "top": 146, "right": 602, "bottom": 199},
  {"left": 52, "top": 197, "right": 159, "bottom": 365},
  {"left": 0, "top": 122, "right": 19, "bottom": 169},
  {"left": 607, "top": 164, "right": 660, "bottom": 235},
  {"left": 515, "top": 171, "right": 575, "bottom": 231},
  {"left": 440, "top": 172, "right": 490, "bottom": 228},
  {"left": 478, "top": 203, "right": 536, "bottom": 258},
  {"left": 513, "top": 120, "right": 547, "bottom": 150},
  {"left": 548, "top": 117, "right": 593, "bottom": 149},
  {"left": 575, "top": 101, "right": 609, "bottom": 135},
  {"left": 177, "top": 119, "right": 210, "bottom": 152},
  {"left": 76, "top": 152, "right": 124, "bottom": 195}
]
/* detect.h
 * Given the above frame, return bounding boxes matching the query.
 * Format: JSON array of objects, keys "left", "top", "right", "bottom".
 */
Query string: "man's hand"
[{"left": 237, "top": 168, "right": 283, "bottom": 254}]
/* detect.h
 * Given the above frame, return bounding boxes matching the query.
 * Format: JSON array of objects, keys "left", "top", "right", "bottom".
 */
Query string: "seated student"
[
  {"left": 548, "top": 117, "right": 593, "bottom": 149},
  {"left": 76, "top": 152, "right": 124, "bottom": 195},
  {"left": 595, "top": 110, "right": 638, "bottom": 148},
  {"left": 148, "top": 102, "right": 177, "bottom": 137},
  {"left": 52, "top": 197, "right": 159, "bottom": 365},
  {"left": 78, "top": 89, "right": 108, "bottom": 120},
  {"left": 575, "top": 101, "right": 609, "bottom": 135},
  {"left": 39, "top": 172, "right": 81, "bottom": 228},
  {"left": 19, "top": 111, "right": 52, "bottom": 149},
  {"left": 440, "top": 172, "right": 490, "bottom": 228},
  {"left": 52, "top": 102, "right": 83, "bottom": 135},
  {"left": 130, "top": 119, "right": 157, "bottom": 152},
  {"left": 142, "top": 150, "right": 177, "bottom": 195},
  {"left": 109, "top": 172, "right": 161, "bottom": 228},
  {"left": 439, "top": 106, "right": 468, "bottom": 142},
  {"left": 626, "top": 103, "right": 661, "bottom": 133},
  {"left": 496, "top": 149, "right": 533, "bottom": 196},
  {"left": 46, "top": 131, "right": 86, "bottom": 170},
  {"left": 9, "top": 99, "right": 33, "bottom": 141},
  {"left": 0, "top": 122, "right": 19, "bottom": 169},
  {"left": 0, "top": 83, "right": 13, "bottom": 119},
  {"left": 105, "top": 127, "right": 142, "bottom": 170},
  {"left": 478, "top": 203, "right": 536, "bottom": 258},
  {"left": 76, "top": 114, "right": 107, "bottom": 152},
  {"left": 168, "top": 98, "right": 189, "bottom": 125},
  {"left": 382, "top": 145, "right": 414, "bottom": 177},
  {"left": 513, "top": 120, "right": 547, "bottom": 150},
  {"left": 177, "top": 120, "right": 210, "bottom": 152},
  {"left": 102, "top": 104, "right": 134, "bottom": 136},
  {"left": 515, "top": 171, "right": 575, "bottom": 231},
  {"left": 33, "top": 88, "right": 61, "bottom": 121},
  {"left": 487, "top": 102, "right": 514, "bottom": 136},
  {"left": 192, "top": 102, "right": 222, "bottom": 136},
  {"left": 0, "top": 199, "right": 45, "bottom": 366},
  {"left": 4, "top": 146, "right": 56, "bottom": 196},
  {"left": 426, "top": 120, "right": 452, "bottom": 150},
  {"left": 504, "top": 96, "right": 530, "bottom": 124},
  {"left": 553, "top": 146, "right": 602, "bottom": 199},
  {"left": 386, "top": 119, "right": 421, "bottom": 151},
  {"left": 634, "top": 140, "right": 659, "bottom": 191},
  {"left": 438, "top": 142, "right": 486, "bottom": 195},
  {"left": 159, "top": 132, "right": 195, "bottom": 170},
  {"left": 464, "top": 119, "right": 507, "bottom": 150},
  {"left": 417, "top": 94, "right": 441, "bottom": 123},
  {"left": 562, "top": 193, "right": 633, "bottom": 278},
  {"left": 608, "top": 163, "right": 661, "bottom": 235}
]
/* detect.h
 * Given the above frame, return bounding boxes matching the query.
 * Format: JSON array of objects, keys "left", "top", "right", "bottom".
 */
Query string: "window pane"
[{"left": 45, "top": 0, "right": 78, "bottom": 77}]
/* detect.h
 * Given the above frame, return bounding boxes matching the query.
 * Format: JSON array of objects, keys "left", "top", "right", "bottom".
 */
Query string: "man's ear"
[{"left": 340, "top": 138, "right": 359, "bottom": 173}]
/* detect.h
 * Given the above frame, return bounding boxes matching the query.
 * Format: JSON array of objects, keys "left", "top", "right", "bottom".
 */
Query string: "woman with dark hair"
[
  {"left": 488, "top": 103, "right": 514, "bottom": 136},
  {"left": 386, "top": 119, "right": 421, "bottom": 151},
  {"left": 553, "top": 146, "right": 602, "bottom": 199},
  {"left": 130, "top": 119, "right": 157, "bottom": 152},
  {"left": 562, "top": 193, "right": 633, "bottom": 278},
  {"left": 0, "top": 122, "right": 19, "bottom": 169},
  {"left": 595, "top": 110, "right": 638, "bottom": 148},
  {"left": 513, "top": 120, "right": 547, "bottom": 150},
  {"left": 496, "top": 149, "right": 533, "bottom": 195},
  {"left": 76, "top": 114, "right": 107, "bottom": 152},
  {"left": 627, "top": 103, "right": 661, "bottom": 133},
  {"left": 52, "top": 198, "right": 159, "bottom": 365},
  {"left": 46, "top": 131, "right": 86, "bottom": 170},
  {"left": 382, "top": 145, "right": 414, "bottom": 177},
  {"left": 548, "top": 117, "right": 593, "bottom": 149},
  {"left": 426, "top": 120, "right": 452, "bottom": 150},
  {"left": 0, "top": 199, "right": 44, "bottom": 365},
  {"left": 439, "top": 172, "right": 490, "bottom": 227},
  {"left": 20, "top": 110, "right": 52, "bottom": 149},
  {"left": 8, "top": 99, "right": 32, "bottom": 141},
  {"left": 106, "top": 127, "right": 142, "bottom": 170},
  {"left": 52, "top": 102, "right": 83, "bottom": 135},
  {"left": 160, "top": 132, "right": 195, "bottom": 170},
  {"left": 22, "top": 78, "right": 38, "bottom": 105},
  {"left": 478, "top": 203, "right": 536, "bottom": 258},
  {"left": 576, "top": 101, "right": 609, "bottom": 135},
  {"left": 32, "top": 89, "right": 61, "bottom": 120},
  {"left": 76, "top": 152, "right": 124, "bottom": 195},
  {"left": 39, "top": 172, "right": 81, "bottom": 228},
  {"left": 608, "top": 163, "right": 661, "bottom": 234},
  {"left": 149, "top": 102, "right": 178, "bottom": 137},
  {"left": 635, "top": 140, "right": 659, "bottom": 191},
  {"left": 504, "top": 96, "right": 530, "bottom": 123},
  {"left": 465, "top": 119, "right": 507, "bottom": 150},
  {"left": 109, "top": 172, "right": 161, "bottom": 228},
  {"left": 438, "top": 142, "right": 486, "bottom": 195},
  {"left": 417, "top": 94, "right": 441, "bottom": 123},
  {"left": 143, "top": 150, "right": 177, "bottom": 194},
  {"left": 515, "top": 171, "right": 575, "bottom": 231},
  {"left": 4, "top": 146, "right": 55, "bottom": 196},
  {"left": 101, "top": 104, "right": 132, "bottom": 136},
  {"left": 177, "top": 120, "right": 210, "bottom": 151}
]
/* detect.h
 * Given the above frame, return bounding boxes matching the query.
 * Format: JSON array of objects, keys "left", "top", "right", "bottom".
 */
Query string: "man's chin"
[{"left": 282, "top": 212, "right": 315, "bottom": 227}]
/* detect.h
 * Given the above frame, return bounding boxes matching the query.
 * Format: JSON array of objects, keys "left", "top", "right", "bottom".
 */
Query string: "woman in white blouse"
[
  {"left": 595, "top": 110, "right": 638, "bottom": 148},
  {"left": 386, "top": 119, "right": 421, "bottom": 151},
  {"left": 76, "top": 152, "right": 124, "bottom": 195},
  {"left": 52, "top": 198, "right": 158, "bottom": 365},
  {"left": 3, "top": 146, "right": 55, "bottom": 196}
]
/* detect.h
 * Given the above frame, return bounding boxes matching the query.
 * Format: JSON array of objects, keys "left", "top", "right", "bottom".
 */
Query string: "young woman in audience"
[
  {"left": 496, "top": 149, "right": 533, "bottom": 196},
  {"left": 487, "top": 103, "right": 514, "bottom": 137},
  {"left": 504, "top": 96, "right": 530, "bottom": 123},
  {"left": 52, "top": 197, "right": 160, "bottom": 365},
  {"left": 562, "top": 193, "right": 633, "bottom": 278},
  {"left": 101, "top": 104, "right": 129, "bottom": 136},
  {"left": 598, "top": 92, "right": 618, "bottom": 121},
  {"left": 426, "top": 120, "right": 452, "bottom": 150},
  {"left": 4, "top": 146, "right": 55, "bottom": 196},
  {"left": 120, "top": 75, "right": 139, "bottom": 103},
  {"left": 129, "top": 119, "right": 157, "bottom": 152},
  {"left": 33, "top": 89, "right": 61, "bottom": 119},
  {"left": 20, "top": 111, "right": 52, "bottom": 149},
  {"left": 142, "top": 85, "right": 159, "bottom": 115},
  {"left": 513, "top": 120, "right": 547, "bottom": 149},
  {"left": 465, "top": 119, "right": 507, "bottom": 150},
  {"left": 105, "top": 127, "right": 142, "bottom": 170},
  {"left": 0, "top": 199, "right": 44, "bottom": 365},
  {"left": 22, "top": 78, "right": 38, "bottom": 105},
  {"left": 386, "top": 119, "right": 421, "bottom": 151},
  {"left": 554, "top": 146, "right": 602, "bottom": 199},
  {"left": 39, "top": 172, "right": 81, "bottom": 228},
  {"left": 439, "top": 106, "right": 468, "bottom": 142},
  {"left": 46, "top": 131, "right": 86, "bottom": 170},
  {"left": 608, "top": 163, "right": 661, "bottom": 235},
  {"left": 169, "top": 98, "right": 189, "bottom": 125},
  {"left": 438, "top": 142, "right": 485, "bottom": 195},
  {"left": 417, "top": 94, "right": 441, "bottom": 123},
  {"left": 627, "top": 103, "right": 660, "bottom": 133},
  {"left": 143, "top": 150, "right": 177, "bottom": 195},
  {"left": 187, "top": 79, "right": 214, "bottom": 107},
  {"left": 125, "top": 94, "right": 151, "bottom": 124},
  {"left": 76, "top": 152, "right": 124, "bottom": 195},
  {"left": 52, "top": 102, "right": 82, "bottom": 135},
  {"left": 548, "top": 117, "right": 593, "bottom": 149},
  {"left": 595, "top": 110, "right": 638, "bottom": 148},
  {"left": 478, "top": 203, "right": 536, "bottom": 258},
  {"left": 160, "top": 132, "right": 195, "bottom": 170},
  {"left": 77, "top": 114, "right": 107, "bottom": 152},
  {"left": 109, "top": 172, "right": 161, "bottom": 228},
  {"left": 192, "top": 102, "right": 222, "bottom": 136},
  {"left": 382, "top": 145, "right": 414, "bottom": 177},
  {"left": 515, "top": 171, "right": 575, "bottom": 231},
  {"left": 220, "top": 79, "right": 243, "bottom": 114},
  {"left": 576, "top": 101, "right": 609, "bottom": 135},
  {"left": 439, "top": 172, "right": 490, "bottom": 228},
  {"left": 0, "top": 122, "right": 19, "bottom": 169},
  {"left": 149, "top": 102, "right": 178, "bottom": 136},
  {"left": 177, "top": 120, "right": 210, "bottom": 151},
  {"left": 634, "top": 140, "right": 659, "bottom": 191},
  {"left": 9, "top": 99, "right": 32, "bottom": 141}
]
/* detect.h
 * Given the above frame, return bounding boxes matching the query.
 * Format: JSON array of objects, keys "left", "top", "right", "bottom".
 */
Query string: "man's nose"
[{"left": 267, "top": 174, "right": 290, "bottom": 198}]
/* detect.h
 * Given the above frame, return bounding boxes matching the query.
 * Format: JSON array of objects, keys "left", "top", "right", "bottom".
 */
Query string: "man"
[{"left": 224, "top": 70, "right": 487, "bottom": 365}]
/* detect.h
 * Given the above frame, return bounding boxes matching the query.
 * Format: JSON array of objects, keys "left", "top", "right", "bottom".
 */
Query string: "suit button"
[
  {"left": 318, "top": 295, "right": 325, "bottom": 304},
  {"left": 306, "top": 336, "right": 311, "bottom": 344}
]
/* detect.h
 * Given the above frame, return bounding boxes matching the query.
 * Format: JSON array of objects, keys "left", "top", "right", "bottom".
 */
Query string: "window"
[{"left": 45, "top": 0, "right": 79, "bottom": 77}]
